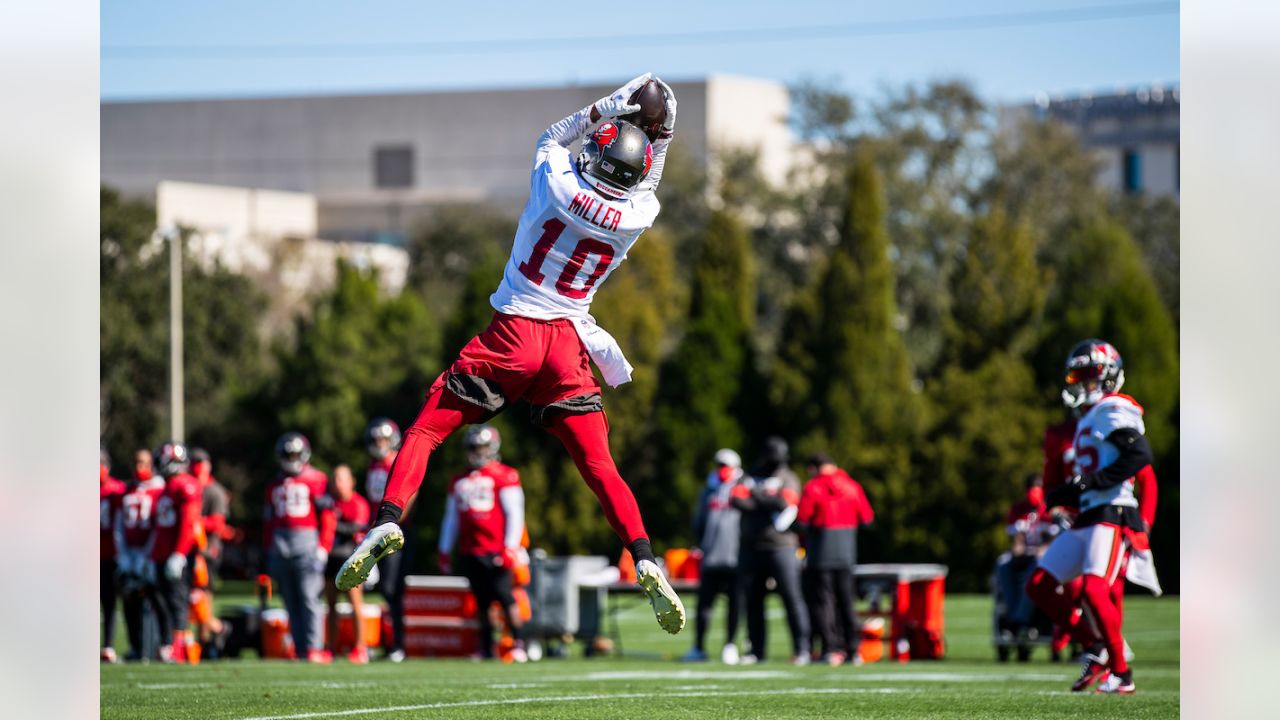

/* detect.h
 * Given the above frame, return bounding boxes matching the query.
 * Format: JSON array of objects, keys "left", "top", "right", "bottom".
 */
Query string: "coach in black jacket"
[{"left": 731, "top": 437, "right": 811, "bottom": 665}]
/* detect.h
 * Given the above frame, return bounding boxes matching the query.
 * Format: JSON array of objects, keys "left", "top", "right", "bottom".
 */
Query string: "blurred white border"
[
  {"left": 0, "top": 0, "right": 100, "bottom": 717},
  {"left": 1182, "top": 0, "right": 1280, "bottom": 717}
]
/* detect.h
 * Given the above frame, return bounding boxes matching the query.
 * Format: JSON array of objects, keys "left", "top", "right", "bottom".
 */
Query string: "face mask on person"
[
  {"left": 1027, "top": 486, "right": 1045, "bottom": 507},
  {"left": 135, "top": 467, "right": 153, "bottom": 482},
  {"left": 717, "top": 465, "right": 737, "bottom": 483}
]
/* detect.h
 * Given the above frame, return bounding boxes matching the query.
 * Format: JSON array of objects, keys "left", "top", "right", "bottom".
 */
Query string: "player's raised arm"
[
  {"left": 635, "top": 77, "right": 677, "bottom": 193},
  {"left": 533, "top": 73, "right": 651, "bottom": 164}
]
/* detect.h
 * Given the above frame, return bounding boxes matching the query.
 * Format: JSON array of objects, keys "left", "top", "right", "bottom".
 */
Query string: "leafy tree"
[
  {"left": 269, "top": 262, "right": 442, "bottom": 473},
  {"left": 100, "top": 187, "right": 267, "bottom": 511},
  {"left": 405, "top": 205, "right": 516, "bottom": 315}
]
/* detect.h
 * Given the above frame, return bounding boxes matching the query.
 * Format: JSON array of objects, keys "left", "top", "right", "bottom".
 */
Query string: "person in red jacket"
[
  {"left": 263, "top": 432, "right": 336, "bottom": 663},
  {"left": 438, "top": 426, "right": 529, "bottom": 662},
  {"left": 149, "top": 442, "right": 203, "bottom": 663},
  {"left": 100, "top": 447, "right": 126, "bottom": 663},
  {"left": 113, "top": 448, "right": 166, "bottom": 661},
  {"left": 796, "top": 453, "right": 874, "bottom": 666},
  {"left": 325, "top": 465, "right": 372, "bottom": 664}
]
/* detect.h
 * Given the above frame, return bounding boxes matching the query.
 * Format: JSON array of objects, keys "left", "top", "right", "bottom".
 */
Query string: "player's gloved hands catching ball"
[
  {"left": 652, "top": 76, "right": 677, "bottom": 140},
  {"left": 165, "top": 552, "right": 187, "bottom": 581},
  {"left": 591, "top": 72, "right": 652, "bottom": 122}
]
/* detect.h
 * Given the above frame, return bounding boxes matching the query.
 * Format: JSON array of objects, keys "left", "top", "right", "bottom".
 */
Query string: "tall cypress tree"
[
  {"left": 771, "top": 146, "right": 920, "bottom": 562},
  {"left": 918, "top": 209, "right": 1051, "bottom": 587},
  {"left": 817, "top": 146, "right": 920, "bottom": 560},
  {"left": 651, "top": 210, "right": 757, "bottom": 546}
]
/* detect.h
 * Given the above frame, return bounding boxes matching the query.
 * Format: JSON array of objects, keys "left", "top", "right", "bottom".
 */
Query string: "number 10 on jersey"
[{"left": 518, "top": 218, "right": 615, "bottom": 300}]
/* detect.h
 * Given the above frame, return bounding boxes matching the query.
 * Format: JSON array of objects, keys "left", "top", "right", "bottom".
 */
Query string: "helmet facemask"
[
  {"left": 276, "top": 433, "right": 311, "bottom": 475},
  {"left": 365, "top": 418, "right": 402, "bottom": 460},
  {"left": 463, "top": 425, "right": 501, "bottom": 469}
]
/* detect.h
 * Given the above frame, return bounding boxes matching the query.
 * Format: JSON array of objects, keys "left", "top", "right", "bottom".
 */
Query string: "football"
[{"left": 625, "top": 79, "right": 667, "bottom": 142}]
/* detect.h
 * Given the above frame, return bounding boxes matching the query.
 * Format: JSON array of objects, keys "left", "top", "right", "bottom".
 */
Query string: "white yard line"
[{"left": 237, "top": 686, "right": 906, "bottom": 720}]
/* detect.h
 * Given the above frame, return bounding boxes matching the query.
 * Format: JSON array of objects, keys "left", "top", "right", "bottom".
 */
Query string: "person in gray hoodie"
[{"left": 683, "top": 448, "right": 746, "bottom": 664}]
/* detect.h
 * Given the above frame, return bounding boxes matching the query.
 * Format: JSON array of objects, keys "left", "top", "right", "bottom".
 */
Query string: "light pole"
[{"left": 157, "top": 224, "right": 185, "bottom": 443}]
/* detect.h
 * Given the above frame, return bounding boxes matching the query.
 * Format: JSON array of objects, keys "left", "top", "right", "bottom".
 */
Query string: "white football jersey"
[
  {"left": 490, "top": 143, "right": 660, "bottom": 320},
  {"left": 1073, "top": 394, "right": 1145, "bottom": 512}
]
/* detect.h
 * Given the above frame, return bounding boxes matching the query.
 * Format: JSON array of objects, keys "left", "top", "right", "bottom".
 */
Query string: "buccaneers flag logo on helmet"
[{"left": 592, "top": 123, "right": 619, "bottom": 148}]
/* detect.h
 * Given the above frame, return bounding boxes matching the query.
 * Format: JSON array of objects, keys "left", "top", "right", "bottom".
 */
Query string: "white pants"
[{"left": 1037, "top": 522, "right": 1126, "bottom": 585}]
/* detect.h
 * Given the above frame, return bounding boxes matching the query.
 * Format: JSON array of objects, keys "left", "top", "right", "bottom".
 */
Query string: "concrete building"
[
  {"left": 1003, "top": 84, "right": 1180, "bottom": 199},
  {"left": 155, "top": 180, "right": 409, "bottom": 333},
  {"left": 103, "top": 75, "right": 793, "bottom": 245}
]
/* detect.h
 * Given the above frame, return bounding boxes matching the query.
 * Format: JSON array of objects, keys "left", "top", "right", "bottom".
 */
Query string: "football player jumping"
[
  {"left": 337, "top": 73, "right": 686, "bottom": 634},
  {"left": 1025, "top": 340, "right": 1162, "bottom": 694}
]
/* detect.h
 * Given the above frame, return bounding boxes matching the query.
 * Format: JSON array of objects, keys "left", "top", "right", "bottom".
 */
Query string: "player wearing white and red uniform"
[
  {"left": 147, "top": 442, "right": 203, "bottom": 662},
  {"left": 263, "top": 432, "right": 336, "bottom": 662},
  {"left": 100, "top": 448, "right": 126, "bottom": 663},
  {"left": 113, "top": 448, "right": 166, "bottom": 661},
  {"left": 338, "top": 74, "right": 685, "bottom": 635},
  {"left": 1026, "top": 340, "right": 1161, "bottom": 694},
  {"left": 438, "top": 426, "right": 529, "bottom": 661}
]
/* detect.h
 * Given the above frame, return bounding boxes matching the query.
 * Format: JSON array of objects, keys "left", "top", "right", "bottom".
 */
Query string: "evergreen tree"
[
  {"left": 652, "top": 211, "right": 757, "bottom": 546},
  {"left": 1037, "top": 220, "right": 1179, "bottom": 459},
  {"left": 814, "top": 147, "right": 921, "bottom": 560},
  {"left": 592, "top": 228, "right": 685, "bottom": 492},
  {"left": 918, "top": 209, "right": 1051, "bottom": 587}
]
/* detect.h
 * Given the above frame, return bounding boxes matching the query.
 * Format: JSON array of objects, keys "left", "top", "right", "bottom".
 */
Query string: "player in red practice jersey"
[
  {"left": 148, "top": 442, "right": 203, "bottom": 663},
  {"left": 113, "top": 448, "right": 166, "bottom": 661},
  {"left": 1026, "top": 340, "right": 1162, "bottom": 695},
  {"left": 100, "top": 447, "right": 126, "bottom": 663},
  {"left": 263, "top": 432, "right": 337, "bottom": 663},
  {"left": 338, "top": 74, "right": 685, "bottom": 635},
  {"left": 325, "top": 465, "right": 372, "bottom": 664},
  {"left": 438, "top": 426, "right": 529, "bottom": 662}
]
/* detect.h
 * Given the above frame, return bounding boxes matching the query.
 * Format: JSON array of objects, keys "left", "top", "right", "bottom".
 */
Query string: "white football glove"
[
  {"left": 165, "top": 552, "right": 186, "bottom": 581},
  {"left": 593, "top": 72, "right": 652, "bottom": 121},
  {"left": 315, "top": 546, "right": 330, "bottom": 573},
  {"left": 653, "top": 76, "right": 677, "bottom": 139}
]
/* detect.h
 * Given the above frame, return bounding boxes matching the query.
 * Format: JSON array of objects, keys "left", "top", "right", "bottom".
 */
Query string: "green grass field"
[{"left": 101, "top": 588, "right": 1178, "bottom": 719}]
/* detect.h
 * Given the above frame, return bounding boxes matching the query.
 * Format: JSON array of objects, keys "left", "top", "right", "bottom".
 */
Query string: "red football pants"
[{"left": 380, "top": 381, "right": 649, "bottom": 546}]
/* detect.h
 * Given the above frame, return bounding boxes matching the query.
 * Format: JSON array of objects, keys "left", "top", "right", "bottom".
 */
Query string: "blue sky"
[{"left": 101, "top": 0, "right": 1178, "bottom": 104}]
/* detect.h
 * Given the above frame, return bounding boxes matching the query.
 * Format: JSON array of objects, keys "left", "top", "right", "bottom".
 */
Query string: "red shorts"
[{"left": 431, "top": 312, "right": 601, "bottom": 410}]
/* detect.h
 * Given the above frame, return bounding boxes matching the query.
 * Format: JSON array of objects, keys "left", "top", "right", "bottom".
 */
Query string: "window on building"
[
  {"left": 374, "top": 145, "right": 415, "bottom": 188},
  {"left": 1122, "top": 149, "right": 1142, "bottom": 194}
]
